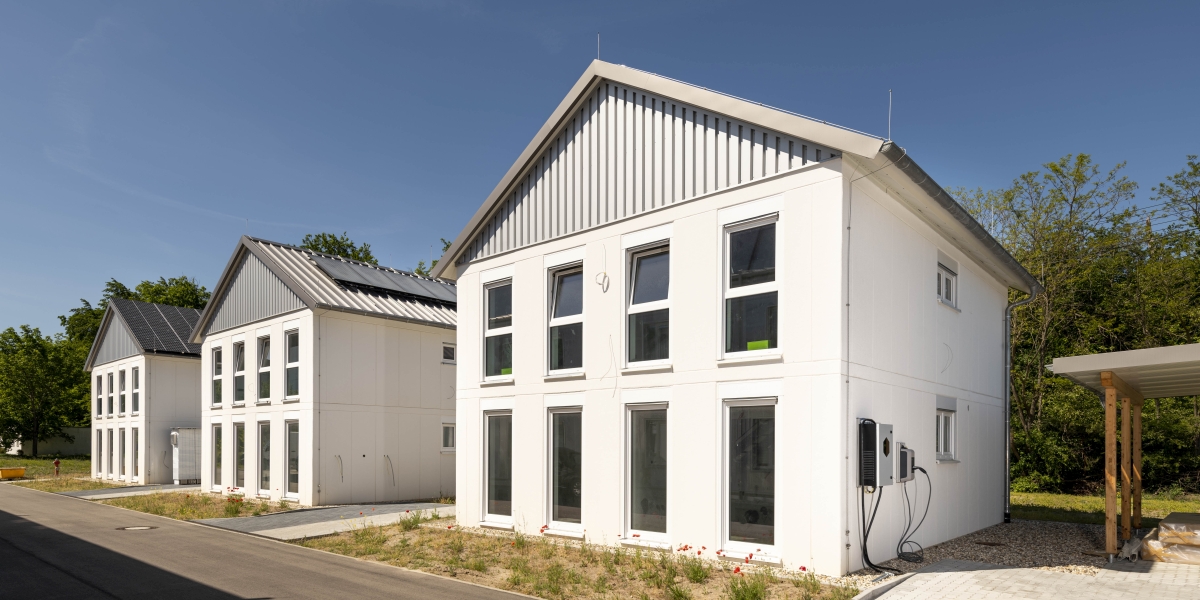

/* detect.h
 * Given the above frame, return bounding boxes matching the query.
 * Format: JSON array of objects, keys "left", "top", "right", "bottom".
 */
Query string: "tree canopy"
[
  {"left": 0, "top": 326, "right": 87, "bottom": 456},
  {"left": 301, "top": 232, "right": 378, "bottom": 265},
  {"left": 413, "top": 238, "right": 453, "bottom": 277}
]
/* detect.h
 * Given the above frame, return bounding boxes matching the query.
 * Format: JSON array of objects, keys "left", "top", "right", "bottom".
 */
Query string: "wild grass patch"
[{"left": 101, "top": 492, "right": 293, "bottom": 520}]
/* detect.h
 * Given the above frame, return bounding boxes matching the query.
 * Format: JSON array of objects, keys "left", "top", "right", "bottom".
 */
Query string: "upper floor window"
[
  {"left": 258, "top": 336, "right": 271, "bottom": 401},
  {"left": 485, "top": 282, "right": 513, "bottom": 378},
  {"left": 627, "top": 247, "right": 670, "bottom": 364},
  {"left": 211, "top": 347, "right": 222, "bottom": 406},
  {"left": 549, "top": 267, "right": 583, "bottom": 373},
  {"left": 937, "top": 263, "right": 957, "bottom": 308},
  {"left": 132, "top": 367, "right": 140, "bottom": 413},
  {"left": 442, "top": 343, "right": 456, "bottom": 364},
  {"left": 118, "top": 370, "right": 126, "bottom": 414},
  {"left": 233, "top": 342, "right": 246, "bottom": 404},
  {"left": 724, "top": 219, "right": 778, "bottom": 354},
  {"left": 95, "top": 375, "right": 103, "bottom": 416},
  {"left": 107, "top": 373, "right": 114, "bottom": 416},
  {"left": 286, "top": 330, "right": 300, "bottom": 398}
]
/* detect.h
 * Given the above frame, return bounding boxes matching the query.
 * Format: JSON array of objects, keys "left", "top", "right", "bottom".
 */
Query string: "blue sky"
[{"left": 1, "top": 1, "right": 1196, "bottom": 334}]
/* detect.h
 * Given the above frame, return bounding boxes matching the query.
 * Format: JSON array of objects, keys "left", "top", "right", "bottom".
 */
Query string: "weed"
[
  {"left": 513, "top": 531, "right": 529, "bottom": 550},
  {"left": 828, "top": 584, "right": 860, "bottom": 600},
  {"left": 726, "top": 572, "right": 769, "bottom": 600},
  {"left": 447, "top": 536, "right": 465, "bottom": 554},
  {"left": 679, "top": 556, "right": 711, "bottom": 583},
  {"left": 539, "top": 540, "right": 557, "bottom": 559},
  {"left": 665, "top": 580, "right": 693, "bottom": 600},
  {"left": 792, "top": 572, "right": 821, "bottom": 595},
  {"left": 465, "top": 557, "right": 488, "bottom": 572},
  {"left": 223, "top": 496, "right": 244, "bottom": 517},
  {"left": 592, "top": 574, "right": 609, "bottom": 593},
  {"left": 399, "top": 511, "right": 424, "bottom": 531},
  {"left": 278, "top": 498, "right": 292, "bottom": 510}
]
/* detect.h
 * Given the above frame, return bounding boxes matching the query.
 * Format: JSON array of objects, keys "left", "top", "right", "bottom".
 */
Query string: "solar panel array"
[{"left": 310, "top": 254, "right": 457, "bottom": 304}]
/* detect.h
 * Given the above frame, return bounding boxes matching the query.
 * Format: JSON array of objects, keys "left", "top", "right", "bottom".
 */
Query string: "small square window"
[
  {"left": 442, "top": 344, "right": 456, "bottom": 363},
  {"left": 937, "top": 263, "right": 957, "bottom": 308},
  {"left": 442, "top": 424, "right": 456, "bottom": 450},
  {"left": 935, "top": 409, "right": 956, "bottom": 460}
]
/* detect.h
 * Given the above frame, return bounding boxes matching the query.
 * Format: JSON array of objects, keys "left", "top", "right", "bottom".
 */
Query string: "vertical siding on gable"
[
  {"left": 205, "top": 252, "right": 306, "bottom": 335},
  {"left": 93, "top": 318, "right": 140, "bottom": 368},
  {"left": 457, "top": 80, "right": 840, "bottom": 266}
]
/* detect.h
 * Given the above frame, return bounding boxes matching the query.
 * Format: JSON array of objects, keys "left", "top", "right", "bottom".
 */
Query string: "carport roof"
[{"left": 1049, "top": 343, "right": 1200, "bottom": 399}]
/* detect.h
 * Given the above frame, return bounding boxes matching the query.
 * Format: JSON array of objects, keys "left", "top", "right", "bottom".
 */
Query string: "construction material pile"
[{"left": 1142, "top": 512, "right": 1200, "bottom": 565}]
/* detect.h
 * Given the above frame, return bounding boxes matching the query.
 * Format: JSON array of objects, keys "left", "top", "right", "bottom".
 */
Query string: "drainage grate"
[
  {"left": 974, "top": 541, "right": 1006, "bottom": 547},
  {"left": 116, "top": 526, "right": 157, "bottom": 531}
]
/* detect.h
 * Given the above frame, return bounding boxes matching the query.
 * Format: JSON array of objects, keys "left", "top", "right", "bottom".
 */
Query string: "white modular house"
[
  {"left": 86, "top": 299, "right": 203, "bottom": 484},
  {"left": 189, "top": 237, "right": 457, "bottom": 506},
  {"left": 433, "top": 61, "right": 1042, "bottom": 576}
]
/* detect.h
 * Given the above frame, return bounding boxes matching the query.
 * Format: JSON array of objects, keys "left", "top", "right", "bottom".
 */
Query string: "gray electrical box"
[
  {"left": 898, "top": 445, "right": 916, "bottom": 483},
  {"left": 858, "top": 420, "right": 894, "bottom": 487},
  {"left": 171, "top": 427, "right": 200, "bottom": 485}
]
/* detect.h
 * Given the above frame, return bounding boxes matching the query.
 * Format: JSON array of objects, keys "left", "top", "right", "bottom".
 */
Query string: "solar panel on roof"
[{"left": 310, "top": 254, "right": 456, "bottom": 304}]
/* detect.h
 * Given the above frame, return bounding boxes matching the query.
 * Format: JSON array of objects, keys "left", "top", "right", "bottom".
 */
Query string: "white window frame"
[
  {"left": 721, "top": 397, "right": 779, "bottom": 557},
  {"left": 212, "top": 423, "right": 223, "bottom": 491},
  {"left": 258, "top": 420, "right": 271, "bottom": 496},
  {"left": 95, "top": 430, "right": 102, "bottom": 477},
  {"left": 284, "top": 419, "right": 300, "bottom": 499},
  {"left": 482, "top": 409, "right": 514, "bottom": 527},
  {"left": 546, "top": 402, "right": 584, "bottom": 534},
  {"left": 95, "top": 375, "right": 103, "bottom": 417},
  {"left": 233, "top": 341, "right": 246, "bottom": 405},
  {"left": 131, "top": 427, "right": 139, "bottom": 482},
  {"left": 257, "top": 336, "right": 272, "bottom": 403},
  {"left": 107, "top": 428, "right": 114, "bottom": 478},
  {"left": 107, "top": 372, "right": 114, "bottom": 417},
  {"left": 211, "top": 347, "right": 223, "bottom": 407},
  {"left": 442, "top": 343, "right": 456, "bottom": 365},
  {"left": 118, "top": 427, "right": 126, "bottom": 479},
  {"left": 118, "top": 369, "right": 126, "bottom": 416},
  {"left": 483, "top": 279, "right": 514, "bottom": 382},
  {"left": 623, "top": 399, "right": 670, "bottom": 545},
  {"left": 131, "top": 366, "right": 140, "bottom": 415},
  {"left": 284, "top": 330, "right": 300, "bottom": 401},
  {"left": 936, "top": 409, "right": 956, "bottom": 461},
  {"left": 547, "top": 264, "right": 585, "bottom": 376},
  {"left": 441, "top": 423, "right": 456, "bottom": 452},
  {"left": 937, "top": 263, "right": 957, "bottom": 309},
  {"left": 722, "top": 215, "right": 781, "bottom": 358},
  {"left": 625, "top": 245, "right": 671, "bottom": 369}
]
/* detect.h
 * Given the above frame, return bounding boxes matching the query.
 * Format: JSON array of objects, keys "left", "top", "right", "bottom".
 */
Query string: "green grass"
[
  {"left": 1011, "top": 491, "right": 1200, "bottom": 527},
  {"left": 0, "top": 454, "right": 92, "bottom": 478},
  {"left": 102, "top": 492, "right": 293, "bottom": 520}
]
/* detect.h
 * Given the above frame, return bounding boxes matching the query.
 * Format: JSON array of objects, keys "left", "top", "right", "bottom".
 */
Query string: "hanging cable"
[
  {"left": 896, "top": 466, "right": 932, "bottom": 562},
  {"left": 857, "top": 417, "right": 900, "bottom": 575}
]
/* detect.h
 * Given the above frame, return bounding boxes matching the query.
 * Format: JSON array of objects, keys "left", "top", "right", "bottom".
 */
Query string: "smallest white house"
[
  {"left": 86, "top": 299, "right": 203, "bottom": 484},
  {"left": 190, "top": 237, "right": 458, "bottom": 506}
]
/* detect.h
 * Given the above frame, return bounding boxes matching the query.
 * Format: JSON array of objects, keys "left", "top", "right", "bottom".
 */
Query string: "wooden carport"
[{"left": 1050, "top": 344, "right": 1200, "bottom": 556}]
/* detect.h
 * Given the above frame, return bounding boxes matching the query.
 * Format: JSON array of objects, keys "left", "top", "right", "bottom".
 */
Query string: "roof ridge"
[{"left": 246, "top": 236, "right": 455, "bottom": 285}]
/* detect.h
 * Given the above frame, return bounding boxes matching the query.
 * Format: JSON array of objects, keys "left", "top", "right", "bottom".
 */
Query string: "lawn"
[
  {"left": 1, "top": 454, "right": 121, "bottom": 492},
  {"left": 298, "top": 515, "right": 859, "bottom": 600},
  {"left": 102, "top": 492, "right": 297, "bottom": 520},
  {"left": 1011, "top": 491, "right": 1200, "bottom": 527}
]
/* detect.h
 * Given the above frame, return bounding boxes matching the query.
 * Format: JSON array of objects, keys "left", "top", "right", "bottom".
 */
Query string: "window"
[
  {"left": 442, "top": 344, "right": 456, "bottom": 364},
  {"left": 485, "top": 282, "right": 513, "bottom": 378},
  {"left": 95, "top": 433, "right": 102, "bottom": 476},
  {"left": 235, "top": 423, "right": 246, "bottom": 488},
  {"left": 627, "top": 248, "right": 670, "bottom": 363},
  {"left": 107, "top": 429, "right": 114, "bottom": 476},
  {"left": 212, "top": 348, "right": 223, "bottom": 406},
  {"left": 258, "top": 336, "right": 271, "bottom": 401},
  {"left": 233, "top": 342, "right": 245, "bottom": 404},
  {"left": 259, "top": 422, "right": 271, "bottom": 492},
  {"left": 107, "top": 373, "right": 114, "bottom": 416},
  {"left": 442, "top": 424, "right": 456, "bottom": 451},
  {"left": 118, "top": 370, "right": 126, "bottom": 415},
  {"left": 95, "top": 375, "right": 102, "bottom": 416},
  {"left": 286, "top": 421, "right": 299, "bottom": 496},
  {"left": 286, "top": 331, "right": 299, "bottom": 398},
  {"left": 725, "top": 219, "right": 778, "bottom": 354},
  {"left": 119, "top": 428, "right": 126, "bottom": 478},
  {"left": 549, "top": 268, "right": 584, "bottom": 372},
  {"left": 485, "top": 413, "right": 513, "bottom": 518},
  {"left": 728, "top": 403, "right": 775, "bottom": 547},
  {"left": 937, "top": 263, "right": 957, "bottom": 308},
  {"left": 551, "top": 410, "right": 582, "bottom": 525},
  {"left": 629, "top": 407, "right": 667, "bottom": 535},
  {"left": 213, "top": 424, "right": 223, "bottom": 487},
  {"left": 132, "top": 428, "right": 139, "bottom": 479},
  {"left": 132, "top": 367, "right": 140, "bottom": 413},
  {"left": 936, "top": 409, "right": 956, "bottom": 460}
]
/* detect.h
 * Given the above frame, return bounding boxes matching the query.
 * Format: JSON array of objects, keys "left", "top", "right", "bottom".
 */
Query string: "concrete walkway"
[
  {"left": 196, "top": 502, "right": 455, "bottom": 540},
  {"left": 874, "top": 559, "right": 1200, "bottom": 599},
  {"left": 0, "top": 484, "right": 515, "bottom": 599},
  {"left": 60, "top": 483, "right": 201, "bottom": 500}
]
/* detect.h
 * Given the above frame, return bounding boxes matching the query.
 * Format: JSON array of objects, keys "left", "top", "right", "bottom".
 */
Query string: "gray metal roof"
[
  {"left": 85, "top": 299, "right": 203, "bottom": 370},
  {"left": 189, "top": 237, "right": 457, "bottom": 343}
]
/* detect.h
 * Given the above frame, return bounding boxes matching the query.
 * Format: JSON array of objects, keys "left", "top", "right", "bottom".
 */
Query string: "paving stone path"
[{"left": 876, "top": 559, "right": 1200, "bottom": 599}]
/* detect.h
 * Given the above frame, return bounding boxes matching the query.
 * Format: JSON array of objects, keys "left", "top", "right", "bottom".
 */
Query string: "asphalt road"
[{"left": 0, "top": 483, "right": 522, "bottom": 599}]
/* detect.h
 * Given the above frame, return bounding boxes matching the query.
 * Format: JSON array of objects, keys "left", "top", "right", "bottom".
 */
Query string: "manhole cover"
[{"left": 116, "top": 526, "right": 157, "bottom": 531}]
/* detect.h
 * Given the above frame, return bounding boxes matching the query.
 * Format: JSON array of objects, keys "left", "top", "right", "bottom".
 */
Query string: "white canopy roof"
[{"left": 1049, "top": 343, "right": 1200, "bottom": 399}]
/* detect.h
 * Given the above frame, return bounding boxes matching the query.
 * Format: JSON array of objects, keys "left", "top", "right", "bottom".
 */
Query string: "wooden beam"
[
  {"left": 1101, "top": 371, "right": 1144, "bottom": 404},
  {"left": 1132, "top": 398, "right": 1143, "bottom": 530},
  {"left": 1105, "top": 386, "right": 1118, "bottom": 555},
  {"left": 1121, "top": 395, "right": 1131, "bottom": 540}
]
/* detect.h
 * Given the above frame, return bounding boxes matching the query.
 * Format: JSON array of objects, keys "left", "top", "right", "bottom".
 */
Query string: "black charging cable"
[
  {"left": 858, "top": 418, "right": 901, "bottom": 574},
  {"left": 896, "top": 466, "right": 931, "bottom": 562}
]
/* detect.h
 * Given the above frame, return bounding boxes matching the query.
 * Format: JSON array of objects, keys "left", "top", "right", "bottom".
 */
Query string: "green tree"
[
  {"left": 0, "top": 326, "right": 87, "bottom": 456},
  {"left": 414, "top": 238, "right": 453, "bottom": 277},
  {"left": 134, "top": 276, "right": 210, "bottom": 309},
  {"left": 301, "top": 232, "right": 378, "bottom": 264}
]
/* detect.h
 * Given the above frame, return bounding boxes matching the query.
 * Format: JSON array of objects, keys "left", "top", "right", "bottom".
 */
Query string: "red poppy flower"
[{"left": 733, "top": 567, "right": 741, "bottom": 574}]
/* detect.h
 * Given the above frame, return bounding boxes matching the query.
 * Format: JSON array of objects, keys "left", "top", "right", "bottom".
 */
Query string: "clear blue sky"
[{"left": 2, "top": 1, "right": 1196, "bottom": 334}]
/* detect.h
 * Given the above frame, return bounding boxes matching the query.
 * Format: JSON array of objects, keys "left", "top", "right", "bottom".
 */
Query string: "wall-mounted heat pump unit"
[
  {"left": 898, "top": 445, "right": 916, "bottom": 483},
  {"left": 858, "top": 420, "right": 894, "bottom": 487},
  {"left": 172, "top": 427, "right": 200, "bottom": 485}
]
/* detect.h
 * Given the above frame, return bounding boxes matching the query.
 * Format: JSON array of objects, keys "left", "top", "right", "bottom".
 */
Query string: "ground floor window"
[
  {"left": 213, "top": 424, "right": 223, "bottom": 487},
  {"left": 235, "top": 423, "right": 246, "bottom": 488},
  {"left": 728, "top": 403, "right": 775, "bottom": 547},
  {"left": 551, "top": 410, "right": 582, "bottom": 525},
  {"left": 629, "top": 407, "right": 667, "bottom": 535},
  {"left": 286, "top": 421, "right": 299, "bottom": 495},
  {"left": 936, "top": 409, "right": 956, "bottom": 460},
  {"left": 118, "top": 428, "right": 126, "bottom": 478},
  {"left": 132, "top": 428, "right": 139, "bottom": 479},
  {"left": 259, "top": 422, "right": 270, "bottom": 492},
  {"left": 96, "top": 433, "right": 102, "bottom": 476},
  {"left": 486, "top": 413, "right": 512, "bottom": 518},
  {"left": 107, "top": 429, "right": 114, "bottom": 477},
  {"left": 442, "top": 424, "right": 455, "bottom": 451}
]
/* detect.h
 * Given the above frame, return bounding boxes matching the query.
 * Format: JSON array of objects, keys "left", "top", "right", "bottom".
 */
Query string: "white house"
[
  {"left": 189, "top": 236, "right": 457, "bottom": 506},
  {"left": 86, "top": 298, "right": 202, "bottom": 484},
  {"left": 432, "top": 61, "right": 1042, "bottom": 576}
]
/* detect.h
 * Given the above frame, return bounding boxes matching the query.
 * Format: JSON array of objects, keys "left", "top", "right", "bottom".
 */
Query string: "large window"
[
  {"left": 132, "top": 367, "right": 140, "bottom": 414},
  {"left": 724, "top": 219, "right": 778, "bottom": 354},
  {"left": 728, "top": 403, "right": 775, "bottom": 547},
  {"left": 258, "top": 336, "right": 271, "bottom": 401},
  {"left": 95, "top": 432, "right": 102, "bottom": 476},
  {"left": 937, "top": 263, "right": 957, "bottom": 308},
  {"left": 485, "top": 413, "right": 513, "bottom": 518},
  {"left": 551, "top": 410, "right": 582, "bottom": 525},
  {"left": 107, "top": 373, "right": 114, "bottom": 416},
  {"left": 627, "top": 248, "right": 670, "bottom": 364},
  {"left": 118, "top": 427, "right": 126, "bottom": 478},
  {"left": 549, "top": 268, "right": 583, "bottom": 372},
  {"left": 235, "top": 423, "right": 246, "bottom": 488},
  {"left": 259, "top": 422, "right": 271, "bottom": 492},
  {"left": 233, "top": 342, "right": 246, "bottom": 404},
  {"left": 118, "top": 370, "right": 126, "bottom": 415},
  {"left": 629, "top": 407, "right": 667, "bottom": 535},
  {"left": 213, "top": 424, "right": 223, "bottom": 487},
  {"left": 107, "top": 429, "right": 114, "bottom": 476},
  {"left": 132, "top": 428, "right": 139, "bottom": 480},
  {"left": 485, "top": 283, "right": 513, "bottom": 378},
  {"left": 212, "top": 348, "right": 223, "bottom": 406},
  {"left": 286, "top": 420, "right": 299, "bottom": 496},
  {"left": 285, "top": 330, "right": 299, "bottom": 398},
  {"left": 936, "top": 409, "right": 956, "bottom": 460}
]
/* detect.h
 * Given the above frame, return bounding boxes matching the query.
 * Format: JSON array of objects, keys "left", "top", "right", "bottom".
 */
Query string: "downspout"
[{"left": 1003, "top": 293, "right": 1036, "bottom": 523}]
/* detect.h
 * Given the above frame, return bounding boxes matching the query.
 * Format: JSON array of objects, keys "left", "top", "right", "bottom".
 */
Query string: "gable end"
[
  {"left": 92, "top": 316, "right": 140, "bottom": 368},
  {"left": 204, "top": 251, "right": 306, "bottom": 336}
]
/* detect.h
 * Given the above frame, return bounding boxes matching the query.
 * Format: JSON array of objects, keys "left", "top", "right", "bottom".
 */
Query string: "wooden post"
[
  {"left": 1132, "top": 398, "right": 1143, "bottom": 530},
  {"left": 1121, "top": 395, "right": 1131, "bottom": 541},
  {"left": 1104, "top": 383, "right": 1118, "bottom": 555}
]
